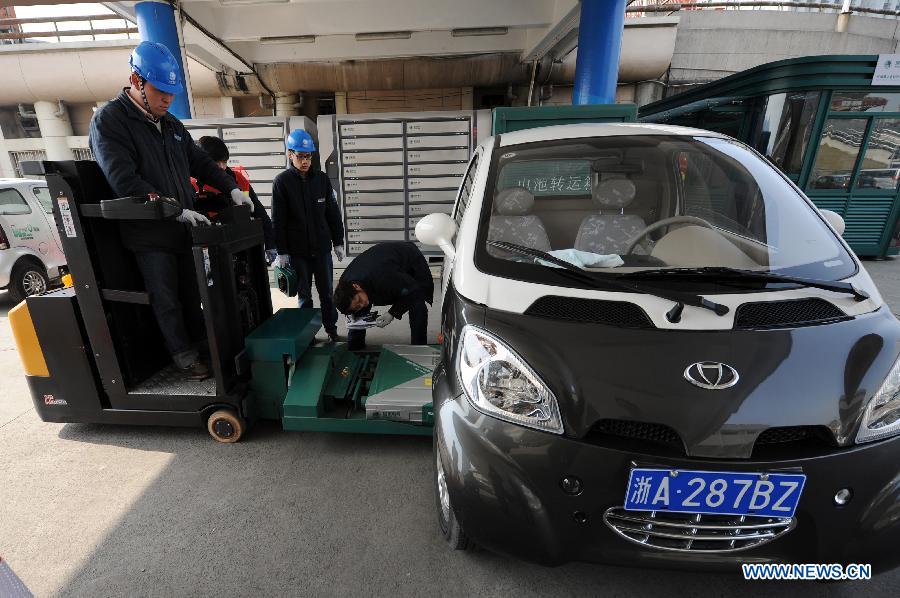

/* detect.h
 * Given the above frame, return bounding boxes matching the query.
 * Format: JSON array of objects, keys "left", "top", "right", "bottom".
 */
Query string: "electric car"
[{"left": 415, "top": 123, "right": 900, "bottom": 571}]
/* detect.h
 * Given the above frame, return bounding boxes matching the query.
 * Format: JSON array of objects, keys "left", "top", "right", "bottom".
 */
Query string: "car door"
[
  {"left": 30, "top": 185, "right": 66, "bottom": 268},
  {"left": 443, "top": 150, "right": 481, "bottom": 291},
  {"left": 0, "top": 186, "right": 43, "bottom": 257}
]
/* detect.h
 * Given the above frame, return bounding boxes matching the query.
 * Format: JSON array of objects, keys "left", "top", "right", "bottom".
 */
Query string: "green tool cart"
[{"left": 640, "top": 55, "right": 900, "bottom": 258}]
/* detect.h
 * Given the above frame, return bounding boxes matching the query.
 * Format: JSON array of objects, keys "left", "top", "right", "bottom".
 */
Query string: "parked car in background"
[
  {"left": 859, "top": 167, "right": 900, "bottom": 189},
  {"left": 0, "top": 179, "right": 67, "bottom": 302}
]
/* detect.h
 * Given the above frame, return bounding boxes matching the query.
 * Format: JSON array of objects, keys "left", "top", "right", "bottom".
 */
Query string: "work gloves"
[
  {"left": 375, "top": 313, "right": 394, "bottom": 328},
  {"left": 333, "top": 245, "right": 345, "bottom": 262},
  {"left": 265, "top": 249, "right": 278, "bottom": 266},
  {"left": 176, "top": 209, "right": 211, "bottom": 227},
  {"left": 231, "top": 188, "right": 252, "bottom": 207},
  {"left": 275, "top": 254, "right": 290, "bottom": 269}
]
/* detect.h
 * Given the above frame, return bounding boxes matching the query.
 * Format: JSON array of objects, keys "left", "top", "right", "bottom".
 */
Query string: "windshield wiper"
[
  {"left": 620, "top": 266, "right": 870, "bottom": 302},
  {"left": 487, "top": 240, "right": 729, "bottom": 321}
]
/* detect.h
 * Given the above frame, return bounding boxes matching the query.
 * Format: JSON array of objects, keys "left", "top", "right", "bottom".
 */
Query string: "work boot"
[
  {"left": 183, "top": 361, "right": 211, "bottom": 381},
  {"left": 327, "top": 331, "right": 341, "bottom": 343}
]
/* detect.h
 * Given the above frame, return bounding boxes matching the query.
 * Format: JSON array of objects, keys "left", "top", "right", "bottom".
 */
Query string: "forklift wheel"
[
  {"left": 434, "top": 438, "right": 471, "bottom": 551},
  {"left": 207, "top": 409, "right": 245, "bottom": 443}
]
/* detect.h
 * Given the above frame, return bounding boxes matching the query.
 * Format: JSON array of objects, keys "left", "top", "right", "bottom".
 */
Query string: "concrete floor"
[{"left": 2, "top": 259, "right": 900, "bottom": 596}]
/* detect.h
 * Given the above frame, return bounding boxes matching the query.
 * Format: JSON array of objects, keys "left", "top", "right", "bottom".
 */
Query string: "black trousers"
[
  {"left": 347, "top": 300, "right": 428, "bottom": 350},
  {"left": 292, "top": 252, "right": 338, "bottom": 334},
  {"left": 134, "top": 250, "right": 206, "bottom": 368}
]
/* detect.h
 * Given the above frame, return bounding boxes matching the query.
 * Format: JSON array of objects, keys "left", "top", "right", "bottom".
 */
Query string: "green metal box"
[{"left": 492, "top": 104, "right": 637, "bottom": 135}]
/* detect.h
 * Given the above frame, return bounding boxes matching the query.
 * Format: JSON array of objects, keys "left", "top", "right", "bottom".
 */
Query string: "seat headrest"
[
  {"left": 495, "top": 187, "right": 535, "bottom": 216},
  {"left": 593, "top": 178, "right": 636, "bottom": 210}
]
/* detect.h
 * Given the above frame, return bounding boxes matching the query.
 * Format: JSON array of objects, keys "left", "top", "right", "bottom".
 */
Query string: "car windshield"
[{"left": 477, "top": 134, "right": 856, "bottom": 284}]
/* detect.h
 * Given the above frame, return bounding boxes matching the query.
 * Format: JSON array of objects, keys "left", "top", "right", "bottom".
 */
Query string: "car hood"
[{"left": 480, "top": 304, "right": 900, "bottom": 458}]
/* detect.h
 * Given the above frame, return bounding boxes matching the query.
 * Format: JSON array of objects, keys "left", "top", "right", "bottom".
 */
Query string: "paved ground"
[{"left": 1, "top": 259, "right": 899, "bottom": 596}]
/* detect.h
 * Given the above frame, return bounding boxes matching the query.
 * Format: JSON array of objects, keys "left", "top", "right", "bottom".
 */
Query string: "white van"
[{"left": 0, "top": 178, "right": 67, "bottom": 302}]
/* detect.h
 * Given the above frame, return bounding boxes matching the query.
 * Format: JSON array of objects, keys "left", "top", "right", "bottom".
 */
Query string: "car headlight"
[
  {"left": 856, "top": 355, "right": 900, "bottom": 443},
  {"left": 456, "top": 325, "right": 563, "bottom": 434}
]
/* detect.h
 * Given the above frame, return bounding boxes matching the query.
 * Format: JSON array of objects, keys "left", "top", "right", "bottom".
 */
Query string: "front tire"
[
  {"left": 7, "top": 261, "right": 48, "bottom": 303},
  {"left": 434, "top": 438, "right": 471, "bottom": 550}
]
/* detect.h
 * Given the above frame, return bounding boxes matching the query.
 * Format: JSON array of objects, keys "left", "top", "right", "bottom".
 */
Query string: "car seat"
[
  {"left": 487, "top": 187, "right": 551, "bottom": 252},
  {"left": 574, "top": 177, "right": 648, "bottom": 255}
]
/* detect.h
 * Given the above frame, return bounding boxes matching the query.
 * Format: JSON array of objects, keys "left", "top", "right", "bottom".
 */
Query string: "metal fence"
[
  {"left": 626, "top": 0, "right": 900, "bottom": 18},
  {"left": 0, "top": 14, "right": 136, "bottom": 44}
]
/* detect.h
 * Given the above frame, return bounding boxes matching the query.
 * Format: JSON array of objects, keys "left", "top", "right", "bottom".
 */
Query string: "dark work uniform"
[
  {"left": 89, "top": 89, "right": 238, "bottom": 369},
  {"left": 272, "top": 164, "right": 344, "bottom": 334},
  {"left": 339, "top": 242, "right": 434, "bottom": 349}
]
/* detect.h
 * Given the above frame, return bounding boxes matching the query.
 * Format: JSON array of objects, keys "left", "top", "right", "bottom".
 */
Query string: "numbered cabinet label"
[
  {"left": 343, "top": 151, "right": 404, "bottom": 165},
  {"left": 407, "top": 120, "right": 469, "bottom": 134},
  {"left": 406, "top": 135, "right": 468, "bottom": 149},
  {"left": 340, "top": 122, "right": 403, "bottom": 136},
  {"left": 343, "top": 164, "right": 404, "bottom": 178},
  {"left": 344, "top": 191, "right": 406, "bottom": 204},
  {"left": 341, "top": 137, "right": 404, "bottom": 151},
  {"left": 343, "top": 178, "right": 405, "bottom": 192}
]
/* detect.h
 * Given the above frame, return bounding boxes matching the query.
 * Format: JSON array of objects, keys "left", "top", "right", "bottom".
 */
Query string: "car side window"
[
  {"left": 452, "top": 153, "right": 479, "bottom": 244},
  {"left": 32, "top": 187, "right": 53, "bottom": 214},
  {"left": 0, "top": 188, "right": 32, "bottom": 215}
]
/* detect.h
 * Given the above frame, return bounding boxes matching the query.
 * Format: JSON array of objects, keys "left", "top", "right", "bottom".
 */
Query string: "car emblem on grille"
[{"left": 684, "top": 362, "right": 739, "bottom": 389}]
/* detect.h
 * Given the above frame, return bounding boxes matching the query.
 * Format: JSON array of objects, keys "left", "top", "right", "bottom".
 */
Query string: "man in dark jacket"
[
  {"left": 88, "top": 41, "right": 250, "bottom": 380},
  {"left": 333, "top": 241, "right": 434, "bottom": 349},
  {"left": 272, "top": 129, "right": 344, "bottom": 342},
  {"left": 192, "top": 135, "right": 276, "bottom": 263}
]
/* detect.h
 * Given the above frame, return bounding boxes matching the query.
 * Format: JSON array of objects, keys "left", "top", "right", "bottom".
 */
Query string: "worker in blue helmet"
[
  {"left": 88, "top": 40, "right": 253, "bottom": 381},
  {"left": 272, "top": 128, "right": 345, "bottom": 342}
]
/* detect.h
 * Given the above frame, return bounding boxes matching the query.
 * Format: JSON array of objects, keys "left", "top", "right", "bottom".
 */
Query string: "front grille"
[
  {"left": 524, "top": 296, "right": 654, "bottom": 328},
  {"left": 734, "top": 298, "right": 849, "bottom": 330},
  {"left": 587, "top": 419, "right": 686, "bottom": 455},
  {"left": 603, "top": 508, "right": 795, "bottom": 553},
  {"left": 752, "top": 425, "right": 836, "bottom": 457},
  {"left": 756, "top": 426, "right": 813, "bottom": 444}
]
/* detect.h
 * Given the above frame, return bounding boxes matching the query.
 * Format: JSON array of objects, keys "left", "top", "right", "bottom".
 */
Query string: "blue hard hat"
[
  {"left": 129, "top": 41, "right": 182, "bottom": 95},
  {"left": 286, "top": 129, "right": 316, "bottom": 152}
]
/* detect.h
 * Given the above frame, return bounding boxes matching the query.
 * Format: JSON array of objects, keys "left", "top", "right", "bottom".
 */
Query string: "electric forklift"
[{"left": 8, "top": 160, "right": 435, "bottom": 442}]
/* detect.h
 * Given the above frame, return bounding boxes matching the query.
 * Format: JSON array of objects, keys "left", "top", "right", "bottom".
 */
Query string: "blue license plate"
[{"left": 624, "top": 468, "right": 806, "bottom": 518}]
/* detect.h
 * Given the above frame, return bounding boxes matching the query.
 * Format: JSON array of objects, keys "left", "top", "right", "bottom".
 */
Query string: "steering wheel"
[{"left": 624, "top": 215, "right": 717, "bottom": 254}]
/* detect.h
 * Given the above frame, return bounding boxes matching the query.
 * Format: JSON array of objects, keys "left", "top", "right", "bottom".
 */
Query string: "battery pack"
[{"left": 365, "top": 345, "right": 439, "bottom": 423}]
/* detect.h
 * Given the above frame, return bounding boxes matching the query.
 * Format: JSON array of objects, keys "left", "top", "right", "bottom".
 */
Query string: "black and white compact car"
[{"left": 415, "top": 123, "right": 900, "bottom": 571}]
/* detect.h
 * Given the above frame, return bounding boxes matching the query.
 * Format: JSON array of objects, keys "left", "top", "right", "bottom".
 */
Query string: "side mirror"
[
  {"left": 820, "top": 209, "right": 845, "bottom": 236},
  {"left": 415, "top": 213, "right": 456, "bottom": 260}
]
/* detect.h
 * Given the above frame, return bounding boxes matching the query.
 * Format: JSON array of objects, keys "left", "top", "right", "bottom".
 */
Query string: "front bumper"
[{"left": 433, "top": 371, "right": 900, "bottom": 572}]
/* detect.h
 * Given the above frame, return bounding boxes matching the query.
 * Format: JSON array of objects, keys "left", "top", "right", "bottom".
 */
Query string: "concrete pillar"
[
  {"left": 634, "top": 81, "right": 664, "bottom": 107},
  {"left": 461, "top": 87, "right": 474, "bottom": 110},
  {"left": 573, "top": 0, "right": 627, "bottom": 105},
  {"left": 220, "top": 97, "right": 236, "bottom": 118},
  {"left": 34, "top": 101, "right": 75, "bottom": 161},
  {"left": 134, "top": 1, "right": 192, "bottom": 119},
  {"left": 335, "top": 92, "right": 348, "bottom": 115},
  {"left": 0, "top": 124, "right": 16, "bottom": 178},
  {"left": 275, "top": 93, "right": 301, "bottom": 117}
]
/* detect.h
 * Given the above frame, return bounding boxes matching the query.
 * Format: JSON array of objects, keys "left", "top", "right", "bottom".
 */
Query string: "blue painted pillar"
[
  {"left": 573, "top": 0, "right": 627, "bottom": 105},
  {"left": 134, "top": 1, "right": 192, "bottom": 119}
]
